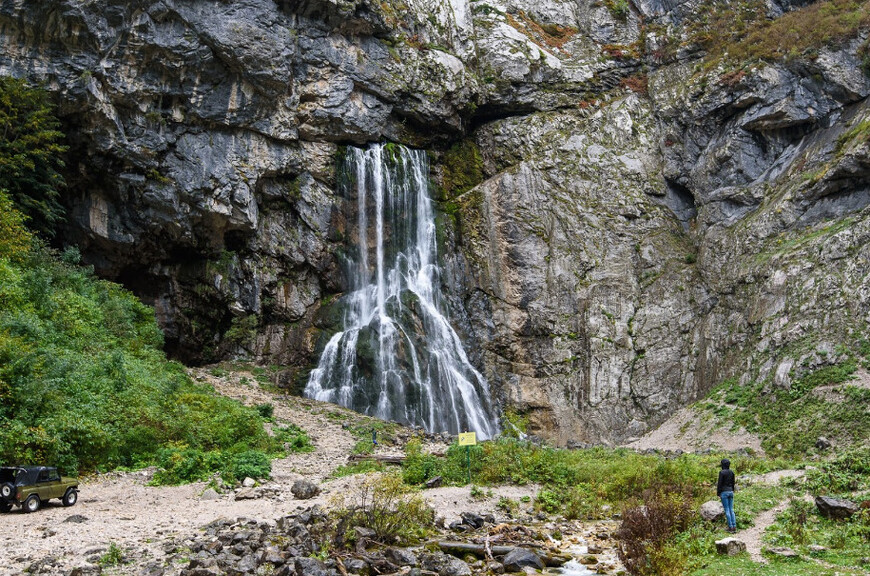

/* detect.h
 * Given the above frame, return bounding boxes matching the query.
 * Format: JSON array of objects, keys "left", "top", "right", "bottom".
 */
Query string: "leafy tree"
[
  {"left": 0, "top": 189, "right": 34, "bottom": 261},
  {"left": 0, "top": 76, "right": 67, "bottom": 236}
]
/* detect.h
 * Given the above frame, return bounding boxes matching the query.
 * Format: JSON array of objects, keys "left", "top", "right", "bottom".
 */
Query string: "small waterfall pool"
[{"left": 305, "top": 143, "right": 499, "bottom": 438}]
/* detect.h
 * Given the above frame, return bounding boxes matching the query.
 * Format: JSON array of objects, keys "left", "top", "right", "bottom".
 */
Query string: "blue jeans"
[{"left": 721, "top": 491, "right": 736, "bottom": 529}]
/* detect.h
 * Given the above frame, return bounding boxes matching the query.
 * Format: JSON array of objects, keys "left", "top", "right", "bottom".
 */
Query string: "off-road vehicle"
[{"left": 0, "top": 466, "right": 79, "bottom": 513}]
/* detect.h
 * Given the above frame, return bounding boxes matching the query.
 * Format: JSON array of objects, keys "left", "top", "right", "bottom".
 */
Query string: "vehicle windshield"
[{"left": 0, "top": 468, "right": 20, "bottom": 484}]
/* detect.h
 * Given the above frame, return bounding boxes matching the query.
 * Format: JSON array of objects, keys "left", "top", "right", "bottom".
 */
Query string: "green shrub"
[
  {"left": 226, "top": 450, "right": 271, "bottom": 482},
  {"left": 806, "top": 446, "right": 870, "bottom": 493},
  {"left": 330, "top": 472, "right": 433, "bottom": 545},
  {"left": 0, "top": 77, "right": 68, "bottom": 236},
  {"left": 274, "top": 424, "right": 314, "bottom": 453},
  {"left": 256, "top": 403, "right": 274, "bottom": 420},
  {"left": 0, "top": 245, "right": 279, "bottom": 478},
  {"left": 98, "top": 543, "right": 125, "bottom": 567}
]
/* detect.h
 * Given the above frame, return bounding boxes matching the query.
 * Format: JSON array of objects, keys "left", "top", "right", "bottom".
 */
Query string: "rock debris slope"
[{"left": 1, "top": 0, "right": 868, "bottom": 444}]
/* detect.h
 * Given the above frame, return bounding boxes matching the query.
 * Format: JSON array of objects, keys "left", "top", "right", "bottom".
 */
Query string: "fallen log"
[
  {"left": 347, "top": 454, "right": 406, "bottom": 465},
  {"left": 436, "top": 541, "right": 570, "bottom": 567}
]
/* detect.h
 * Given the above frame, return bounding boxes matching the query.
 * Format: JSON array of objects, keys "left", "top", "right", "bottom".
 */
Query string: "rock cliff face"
[{"left": 2, "top": 0, "right": 868, "bottom": 443}]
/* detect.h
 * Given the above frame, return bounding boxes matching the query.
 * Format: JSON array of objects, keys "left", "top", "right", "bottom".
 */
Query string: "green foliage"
[
  {"left": 688, "top": 0, "right": 870, "bottom": 70},
  {"left": 226, "top": 450, "right": 271, "bottom": 482},
  {"left": 331, "top": 460, "right": 386, "bottom": 478},
  {"left": 99, "top": 542, "right": 125, "bottom": 567},
  {"left": 402, "top": 438, "right": 441, "bottom": 485},
  {"left": 0, "top": 77, "right": 68, "bottom": 236},
  {"left": 616, "top": 486, "right": 696, "bottom": 576},
  {"left": 256, "top": 402, "right": 274, "bottom": 420},
  {"left": 603, "top": 0, "right": 630, "bottom": 20},
  {"left": 330, "top": 472, "right": 433, "bottom": 545},
  {"left": 705, "top": 361, "right": 868, "bottom": 457},
  {"left": 806, "top": 446, "right": 870, "bottom": 493},
  {"left": 439, "top": 140, "right": 484, "bottom": 200},
  {"left": 274, "top": 424, "right": 315, "bottom": 453},
  {"left": 501, "top": 408, "right": 529, "bottom": 439},
  {"left": 0, "top": 247, "right": 279, "bottom": 476},
  {"left": 0, "top": 190, "right": 34, "bottom": 262}
]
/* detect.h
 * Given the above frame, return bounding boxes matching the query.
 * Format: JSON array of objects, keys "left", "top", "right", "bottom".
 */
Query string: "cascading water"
[{"left": 305, "top": 143, "right": 499, "bottom": 439}]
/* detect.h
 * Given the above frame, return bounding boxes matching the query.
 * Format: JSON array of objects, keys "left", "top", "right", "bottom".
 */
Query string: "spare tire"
[{"left": 0, "top": 482, "right": 13, "bottom": 499}]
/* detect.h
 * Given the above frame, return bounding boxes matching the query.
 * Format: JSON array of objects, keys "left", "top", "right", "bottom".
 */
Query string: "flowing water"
[{"left": 305, "top": 143, "right": 499, "bottom": 438}]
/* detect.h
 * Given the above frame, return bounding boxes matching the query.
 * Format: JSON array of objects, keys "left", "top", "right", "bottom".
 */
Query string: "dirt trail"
[{"left": 736, "top": 470, "right": 807, "bottom": 563}]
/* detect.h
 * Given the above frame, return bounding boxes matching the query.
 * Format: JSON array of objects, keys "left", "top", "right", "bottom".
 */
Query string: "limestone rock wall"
[{"left": 2, "top": 0, "right": 868, "bottom": 443}]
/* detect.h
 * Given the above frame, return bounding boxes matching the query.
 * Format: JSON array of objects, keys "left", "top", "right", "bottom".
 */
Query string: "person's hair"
[{"left": 720, "top": 458, "right": 730, "bottom": 469}]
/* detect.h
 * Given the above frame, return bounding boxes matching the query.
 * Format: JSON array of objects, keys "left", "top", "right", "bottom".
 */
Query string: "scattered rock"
[
  {"left": 587, "top": 544, "right": 603, "bottom": 554},
  {"left": 808, "top": 545, "right": 827, "bottom": 553},
  {"left": 815, "top": 437, "right": 832, "bottom": 450},
  {"left": 354, "top": 526, "right": 376, "bottom": 540},
  {"left": 486, "top": 561, "right": 504, "bottom": 574},
  {"left": 425, "top": 476, "right": 443, "bottom": 489},
  {"left": 292, "top": 479, "right": 321, "bottom": 500},
  {"left": 242, "top": 477, "right": 256, "bottom": 488},
  {"left": 815, "top": 496, "right": 858, "bottom": 519},
  {"left": 344, "top": 558, "right": 370, "bottom": 574},
  {"left": 386, "top": 548, "right": 418, "bottom": 566},
  {"left": 200, "top": 489, "right": 221, "bottom": 501},
  {"left": 295, "top": 557, "right": 329, "bottom": 576},
  {"left": 234, "top": 488, "right": 261, "bottom": 501},
  {"left": 715, "top": 537, "right": 746, "bottom": 556},
  {"left": 501, "top": 548, "right": 544, "bottom": 572},
  {"left": 765, "top": 546, "right": 799, "bottom": 559},
  {"left": 460, "top": 512, "right": 486, "bottom": 529},
  {"left": 63, "top": 515, "right": 89, "bottom": 523},
  {"left": 581, "top": 554, "right": 601, "bottom": 565},
  {"left": 419, "top": 552, "right": 472, "bottom": 576}
]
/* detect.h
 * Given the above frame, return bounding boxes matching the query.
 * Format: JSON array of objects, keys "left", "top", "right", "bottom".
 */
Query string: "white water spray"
[{"left": 305, "top": 143, "right": 499, "bottom": 438}]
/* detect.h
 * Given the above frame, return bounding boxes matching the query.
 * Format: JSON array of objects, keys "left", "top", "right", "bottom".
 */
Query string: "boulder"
[
  {"left": 715, "top": 538, "right": 746, "bottom": 556},
  {"left": 419, "top": 552, "right": 472, "bottom": 576},
  {"left": 344, "top": 558, "right": 370, "bottom": 574},
  {"left": 200, "top": 488, "right": 221, "bottom": 501},
  {"left": 291, "top": 480, "right": 321, "bottom": 500},
  {"left": 501, "top": 548, "right": 544, "bottom": 572},
  {"left": 460, "top": 512, "right": 485, "bottom": 529},
  {"left": 386, "top": 548, "right": 418, "bottom": 566},
  {"left": 425, "top": 476, "right": 443, "bottom": 489},
  {"left": 242, "top": 477, "right": 256, "bottom": 488},
  {"left": 765, "top": 547, "right": 799, "bottom": 559},
  {"left": 295, "top": 557, "right": 329, "bottom": 576},
  {"left": 815, "top": 437, "right": 832, "bottom": 450},
  {"left": 815, "top": 496, "right": 858, "bottom": 520},
  {"left": 700, "top": 500, "right": 725, "bottom": 522}
]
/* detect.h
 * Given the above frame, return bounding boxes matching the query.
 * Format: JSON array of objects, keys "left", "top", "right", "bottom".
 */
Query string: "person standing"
[{"left": 717, "top": 458, "right": 737, "bottom": 532}]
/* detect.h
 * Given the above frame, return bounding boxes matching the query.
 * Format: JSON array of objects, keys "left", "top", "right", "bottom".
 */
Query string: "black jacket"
[{"left": 717, "top": 469, "right": 735, "bottom": 496}]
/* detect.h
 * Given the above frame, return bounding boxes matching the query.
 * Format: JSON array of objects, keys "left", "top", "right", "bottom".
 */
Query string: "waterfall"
[{"left": 305, "top": 143, "right": 499, "bottom": 439}]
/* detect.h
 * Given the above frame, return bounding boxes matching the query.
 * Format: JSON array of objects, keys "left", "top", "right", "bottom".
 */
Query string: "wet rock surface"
[{"left": 0, "top": 0, "right": 868, "bottom": 445}]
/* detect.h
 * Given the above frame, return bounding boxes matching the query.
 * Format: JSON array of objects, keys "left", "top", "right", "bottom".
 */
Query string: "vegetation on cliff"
[{"left": 0, "top": 79, "right": 287, "bottom": 481}]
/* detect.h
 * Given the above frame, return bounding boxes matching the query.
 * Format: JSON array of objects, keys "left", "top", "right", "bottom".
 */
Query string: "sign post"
[{"left": 458, "top": 432, "right": 477, "bottom": 485}]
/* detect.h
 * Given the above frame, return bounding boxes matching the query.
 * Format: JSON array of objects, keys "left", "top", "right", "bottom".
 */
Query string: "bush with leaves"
[
  {"left": 0, "top": 242, "right": 281, "bottom": 476},
  {"left": 616, "top": 487, "right": 696, "bottom": 576},
  {"left": 330, "top": 472, "right": 433, "bottom": 546}
]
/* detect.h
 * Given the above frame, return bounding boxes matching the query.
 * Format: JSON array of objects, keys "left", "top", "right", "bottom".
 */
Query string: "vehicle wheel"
[
  {"left": 0, "top": 482, "right": 12, "bottom": 499},
  {"left": 0, "top": 502, "right": 11, "bottom": 513},
  {"left": 62, "top": 489, "right": 78, "bottom": 507},
  {"left": 23, "top": 495, "right": 40, "bottom": 513}
]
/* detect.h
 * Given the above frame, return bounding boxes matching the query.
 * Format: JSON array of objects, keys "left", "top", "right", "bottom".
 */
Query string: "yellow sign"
[{"left": 458, "top": 432, "right": 477, "bottom": 446}]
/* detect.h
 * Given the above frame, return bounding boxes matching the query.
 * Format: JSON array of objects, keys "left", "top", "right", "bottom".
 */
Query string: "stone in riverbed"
[
  {"left": 501, "top": 548, "right": 544, "bottom": 572},
  {"left": 715, "top": 538, "right": 746, "bottom": 556},
  {"left": 419, "top": 552, "right": 472, "bottom": 576}
]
